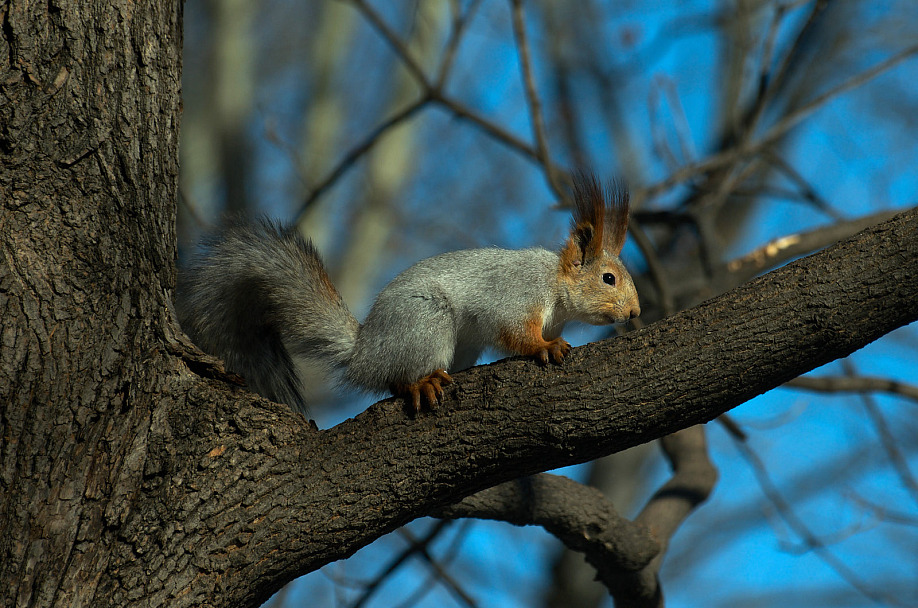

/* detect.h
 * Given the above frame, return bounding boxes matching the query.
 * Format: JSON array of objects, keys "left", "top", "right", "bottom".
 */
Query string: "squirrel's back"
[{"left": 346, "top": 247, "right": 561, "bottom": 391}]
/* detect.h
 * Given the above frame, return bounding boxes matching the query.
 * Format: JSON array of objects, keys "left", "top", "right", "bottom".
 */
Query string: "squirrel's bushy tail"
[{"left": 177, "top": 220, "right": 358, "bottom": 414}]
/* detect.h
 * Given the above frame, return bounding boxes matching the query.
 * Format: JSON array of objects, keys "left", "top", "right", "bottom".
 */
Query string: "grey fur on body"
[{"left": 347, "top": 246, "right": 566, "bottom": 390}]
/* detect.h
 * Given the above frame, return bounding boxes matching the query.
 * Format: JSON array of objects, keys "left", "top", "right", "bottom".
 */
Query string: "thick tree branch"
[
  {"left": 435, "top": 475, "right": 659, "bottom": 572},
  {"left": 613, "top": 427, "right": 716, "bottom": 607},
  {"left": 125, "top": 207, "right": 917, "bottom": 607}
]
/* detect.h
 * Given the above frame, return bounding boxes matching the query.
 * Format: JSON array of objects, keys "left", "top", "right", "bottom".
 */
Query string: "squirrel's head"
[{"left": 558, "top": 172, "right": 641, "bottom": 325}]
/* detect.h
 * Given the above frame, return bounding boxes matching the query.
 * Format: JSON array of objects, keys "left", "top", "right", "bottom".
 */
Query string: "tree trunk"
[
  {"left": 1, "top": 0, "right": 183, "bottom": 605},
  {"left": 2, "top": 2, "right": 917, "bottom": 608}
]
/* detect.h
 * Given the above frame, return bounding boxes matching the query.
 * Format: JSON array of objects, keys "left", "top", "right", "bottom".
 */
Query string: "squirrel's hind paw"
[{"left": 392, "top": 369, "right": 453, "bottom": 413}]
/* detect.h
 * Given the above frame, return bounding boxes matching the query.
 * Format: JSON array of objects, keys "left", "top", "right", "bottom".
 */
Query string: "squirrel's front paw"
[
  {"left": 535, "top": 337, "right": 571, "bottom": 365},
  {"left": 392, "top": 369, "right": 453, "bottom": 413}
]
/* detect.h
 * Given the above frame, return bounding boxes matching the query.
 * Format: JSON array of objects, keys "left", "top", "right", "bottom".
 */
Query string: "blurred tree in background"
[{"left": 178, "top": 1, "right": 918, "bottom": 607}]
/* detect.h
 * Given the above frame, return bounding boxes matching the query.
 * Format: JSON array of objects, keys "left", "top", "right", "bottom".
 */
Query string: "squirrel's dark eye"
[{"left": 602, "top": 272, "right": 616, "bottom": 286}]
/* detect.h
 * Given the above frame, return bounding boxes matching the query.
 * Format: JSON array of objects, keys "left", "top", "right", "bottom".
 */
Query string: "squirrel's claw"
[
  {"left": 394, "top": 369, "right": 453, "bottom": 413},
  {"left": 535, "top": 337, "right": 571, "bottom": 365}
]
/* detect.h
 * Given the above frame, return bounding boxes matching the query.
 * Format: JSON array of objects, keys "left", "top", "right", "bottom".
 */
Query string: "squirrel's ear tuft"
[
  {"left": 570, "top": 172, "right": 605, "bottom": 261},
  {"left": 605, "top": 183, "right": 629, "bottom": 256},
  {"left": 570, "top": 171, "right": 630, "bottom": 257}
]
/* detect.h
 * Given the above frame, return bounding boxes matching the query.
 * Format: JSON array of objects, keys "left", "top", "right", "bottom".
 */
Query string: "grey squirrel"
[{"left": 177, "top": 173, "right": 640, "bottom": 414}]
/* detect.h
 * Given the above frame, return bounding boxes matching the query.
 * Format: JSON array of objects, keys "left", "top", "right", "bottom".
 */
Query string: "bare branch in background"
[
  {"left": 786, "top": 375, "right": 918, "bottom": 406},
  {"left": 840, "top": 360, "right": 918, "bottom": 508},
  {"left": 435, "top": 0, "right": 485, "bottom": 89},
  {"left": 296, "top": 97, "right": 428, "bottom": 220},
  {"left": 723, "top": 209, "right": 902, "bottom": 284},
  {"left": 394, "top": 523, "right": 478, "bottom": 608},
  {"left": 640, "top": 43, "right": 918, "bottom": 201},
  {"left": 728, "top": 425, "right": 903, "bottom": 606},
  {"left": 510, "top": 0, "right": 565, "bottom": 199},
  {"left": 346, "top": 521, "right": 454, "bottom": 608},
  {"left": 436, "top": 426, "right": 716, "bottom": 607},
  {"left": 348, "top": 0, "right": 432, "bottom": 89},
  {"left": 745, "top": 0, "right": 830, "bottom": 136}
]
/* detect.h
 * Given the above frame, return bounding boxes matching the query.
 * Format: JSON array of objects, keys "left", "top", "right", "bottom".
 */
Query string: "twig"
[
  {"left": 724, "top": 209, "right": 906, "bottom": 284},
  {"left": 429, "top": 92, "right": 540, "bottom": 160},
  {"left": 786, "top": 374, "right": 918, "bottom": 407},
  {"left": 395, "top": 519, "right": 476, "bottom": 608},
  {"left": 510, "top": 0, "right": 564, "bottom": 199},
  {"left": 435, "top": 0, "right": 484, "bottom": 89},
  {"left": 398, "top": 526, "right": 478, "bottom": 608},
  {"left": 729, "top": 432, "right": 903, "bottom": 606},
  {"left": 347, "top": 519, "right": 452, "bottom": 608},
  {"left": 648, "top": 79, "right": 682, "bottom": 172},
  {"left": 716, "top": 414, "right": 748, "bottom": 441},
  {"left": 295, "top": 97, "right": 429, "bottom": 221},
  {"left": 628, "top": 218, "right": 676, "bottom": 317},
  {"left": 841, "top": 361, "right": 918, "bottom": 509},
  {"left": 763, "top": 150, "right": 839, "bottom": 219},
  {"left": 348, "top": 0, "right": 432, "bottom": 90},
  {"left": 762, "top": 42, "right": 918, "bottom": 149},
  {"left": 746, "top": 0, "right": 829, "bottom": 136},
  {"left": 756, "top": 1, "right": 786, "bottom": 97},
  {"left": 848, "top": 492, "right": 918, "bottom": 527},
  {"left": 649, "top": 76, "right": 696, "bottom": 169},
  {"left": 642, "top": 43, "right": 918, "bottom": 200},
  {"left": 304, "top": 0, "right": 572, "bottom": 216}
]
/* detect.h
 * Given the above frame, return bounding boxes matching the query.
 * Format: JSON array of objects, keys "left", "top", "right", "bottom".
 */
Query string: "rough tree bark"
[
  {"left": 2, "top": 2, "right": 917, "bottom": 608},
  {"left": 1, "top": 0, "right": 183, "bottom": 606}
]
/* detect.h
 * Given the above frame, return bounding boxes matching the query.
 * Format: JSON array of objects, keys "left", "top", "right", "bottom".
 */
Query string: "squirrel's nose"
[{"left": 629, "top": 306, "right": 641, "bottom": 319}]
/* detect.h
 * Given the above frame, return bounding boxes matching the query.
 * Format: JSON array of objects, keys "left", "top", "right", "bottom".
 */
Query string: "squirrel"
[{"left": 177, "top": 172, "right": 640, "bottom": 415}]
